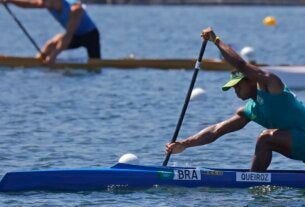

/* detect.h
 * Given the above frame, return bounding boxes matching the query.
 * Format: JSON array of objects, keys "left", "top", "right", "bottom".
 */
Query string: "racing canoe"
[
  {"left": 0, "top": 55, "right": 239, "bottom": 70},
  {"left": 2, "top": 55, "right": 305, "bottom": 88},
  {"left": 0, "top": 163, "right": 305, "bottom": 192}
]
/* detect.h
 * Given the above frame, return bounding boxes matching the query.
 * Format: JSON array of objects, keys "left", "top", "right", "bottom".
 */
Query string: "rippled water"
[{"left": 1, "top": 4, "right": 305, "bottom": 207}]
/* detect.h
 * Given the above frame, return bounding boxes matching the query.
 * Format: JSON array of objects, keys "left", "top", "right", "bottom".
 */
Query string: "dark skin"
[
  {"left": 1, "top": 0, "right": 83, "bottom": 64},
  {"left": 166, "top": 27, "right": 292, "bottom": 172}
]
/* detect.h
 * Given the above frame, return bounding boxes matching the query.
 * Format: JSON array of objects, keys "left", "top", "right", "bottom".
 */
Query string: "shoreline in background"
[{"left": 82, "top": 0, "right": 305, "bottom": 6}]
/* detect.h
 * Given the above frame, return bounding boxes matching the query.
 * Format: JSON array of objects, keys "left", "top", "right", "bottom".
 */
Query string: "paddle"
[
  {"left": 163, "top": 39, "right": 208, "bottom": 166},
  {"left": 3, "top": 3, "right": 43, "bottom": 56}
]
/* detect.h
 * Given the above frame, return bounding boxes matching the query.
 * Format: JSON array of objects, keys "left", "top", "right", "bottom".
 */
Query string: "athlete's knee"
[{"left": 256, "top": 130, "right": 275, "bottom": 148}]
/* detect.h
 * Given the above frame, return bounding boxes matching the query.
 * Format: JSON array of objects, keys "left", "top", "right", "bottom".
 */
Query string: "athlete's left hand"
[{"left": 42, "top": 33, "right": 72, "bottom": 64}]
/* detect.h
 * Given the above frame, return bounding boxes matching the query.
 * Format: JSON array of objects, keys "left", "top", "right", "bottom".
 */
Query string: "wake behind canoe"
[{"left": 1, "top": 163, "right": 305, "bottom": 192}]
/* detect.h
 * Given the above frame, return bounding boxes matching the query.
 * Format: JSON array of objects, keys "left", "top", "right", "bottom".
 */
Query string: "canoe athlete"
[
  {"left": 166, "top": 27, "right": 305, "bottom": 172},
  {"left": 1, "top": 0, "right": 101, "bottom": 63}
]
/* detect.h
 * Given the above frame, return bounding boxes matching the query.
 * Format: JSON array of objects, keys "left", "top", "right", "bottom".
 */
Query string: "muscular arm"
[
  {"left": 65, "top": 3, "right": 83, "bottom": 40},
  {"left": 4, "top": 0, "right": 44, "bottom": 8},
  {"left": 51, "top": 3, "right": 83, "bottom": 52},
  {"left": 181, "top": 108, "right": 250, "bottom": 148},
  {"left": 215, "top": 39, "right": 284, "bottom": 93}
]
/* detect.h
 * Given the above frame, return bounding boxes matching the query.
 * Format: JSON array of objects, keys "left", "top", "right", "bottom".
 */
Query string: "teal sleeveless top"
[
  {"left": 49, "top": 0, "right": 96, "bottom": 36},
  {"left": 243, "top": 87, "right": 305, "bottom": 131}
]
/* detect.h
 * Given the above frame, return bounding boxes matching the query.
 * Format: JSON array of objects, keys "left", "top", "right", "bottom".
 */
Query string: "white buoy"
[
  {"left": 128, "top": 53, "right": 135, "bottom": 59},
  {"left": 118, "top": 153, "right": 139, "bottom": 165},
  {"left": 240, "top": 46, "right": 255, "bottom": 63},
  {"left": 190, "top": 87, "right": 205, "bottom": 101}
]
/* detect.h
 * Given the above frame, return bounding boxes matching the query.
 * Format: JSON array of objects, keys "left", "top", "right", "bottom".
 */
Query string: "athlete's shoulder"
[{"left": 258, "top": 71, "right": 284, "bottom": 94}]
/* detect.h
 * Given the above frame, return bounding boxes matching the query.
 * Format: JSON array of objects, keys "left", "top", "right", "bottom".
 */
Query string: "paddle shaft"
[
  {"left": 163, "top": 40, "right": 208, "bottom": 166},
  {"left": 3, "top": 3, "right": 43, "bottom": 55}
]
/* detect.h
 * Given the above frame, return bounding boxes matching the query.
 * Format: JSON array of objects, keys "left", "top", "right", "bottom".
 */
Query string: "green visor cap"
[{"left": 222, "top": 71, "right": 245, "bottom": 91}]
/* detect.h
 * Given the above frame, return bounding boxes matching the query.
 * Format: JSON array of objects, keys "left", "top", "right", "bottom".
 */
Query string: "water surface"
[{"left": 1, "top": 5, "right": 305, "bottom": 206}]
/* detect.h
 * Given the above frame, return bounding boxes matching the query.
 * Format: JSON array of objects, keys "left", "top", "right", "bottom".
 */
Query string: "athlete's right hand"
[{"left": 166, "top": 142, "right": 186, "bottom": 154}]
